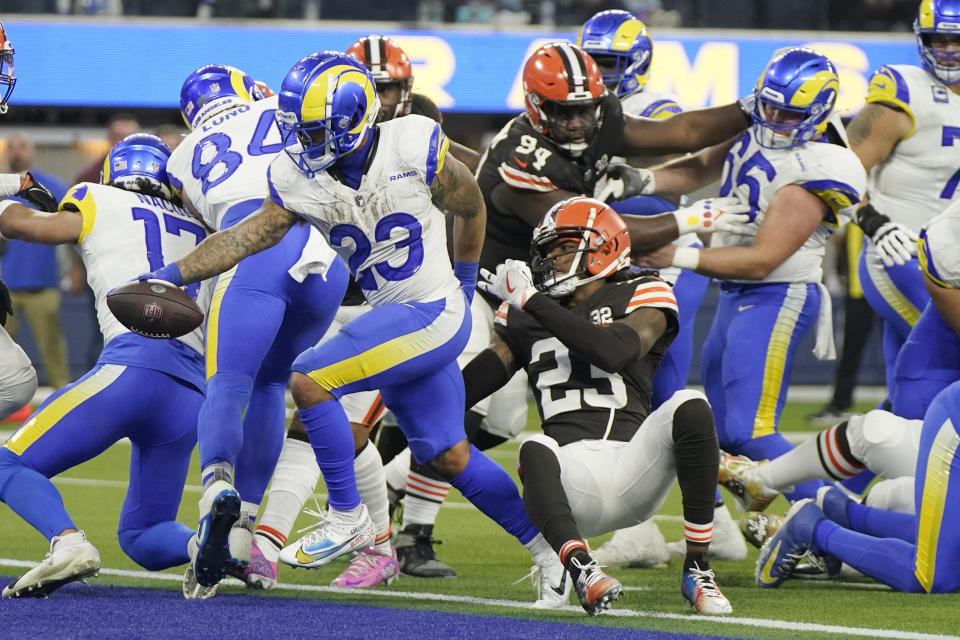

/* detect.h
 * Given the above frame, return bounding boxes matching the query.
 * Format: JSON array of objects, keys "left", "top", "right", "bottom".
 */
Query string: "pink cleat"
[
  {"left": 242, "top": 536, "right": 278, "bottom": 590},
  {"left": 331, "top": 547, "right": 400, "bottom": 588}
]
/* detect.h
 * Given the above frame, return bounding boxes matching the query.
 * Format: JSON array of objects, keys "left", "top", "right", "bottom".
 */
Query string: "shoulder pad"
[
  {"left": 866, "top": 65, "right": 916, "bottom": 137},
  {"left": 60, "top": 182, "right": 99, "bottom": 243}
]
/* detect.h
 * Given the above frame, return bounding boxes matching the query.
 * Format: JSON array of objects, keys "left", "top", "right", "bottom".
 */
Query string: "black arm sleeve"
[
  {"left": 462, "top": 348, "right": 512, "bottom": 410},
  {"left": 522, "top": 294, "right": 645, "bottom": 374},
  {"left": 854, "top": 203, "right": 890, "bottom": 239}
]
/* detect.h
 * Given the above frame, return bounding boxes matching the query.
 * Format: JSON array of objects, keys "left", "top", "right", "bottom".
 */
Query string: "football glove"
[
  {"left": 15, "top": 173, "right": 58, "bottom": 212},
  {"left": 593, "top": 163, "right": 655, "bottom": 203},
  {"left": 855, "top": 203, "right": 917, "bottom": 267},
  {"left": 737, "top": 93, "right": 757, "bottom": 122},
  {"left": 0, "top": 278, "right": 12, "bottom": 327},
  {"left": 135, "top": 263, "right": 183, "bottom": 287},
  {"left": 672, "top": 197, "right": 753, "bottom": 235},
  {"left": 478, "top": 259, "right": 538, "bottom": 310}
]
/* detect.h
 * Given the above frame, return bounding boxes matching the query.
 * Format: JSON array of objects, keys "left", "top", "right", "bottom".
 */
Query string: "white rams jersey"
[
  {"left": 919, "top": 199, "right": 960, "bottom": 288},
  {"left": 268, "top": 114, "right": 459, "bottom": 307},
  {"left": 620, "top": 89, "right": 683, "bottom": 121},
  {"left": 60, "top": 182, "right": 209, "bottom": 354},
  {"left": 865, "top": 65, "right": 960, "bottom": 230},
  {"left": 714, "top": 130, "right": 866, "bottom": 283}
]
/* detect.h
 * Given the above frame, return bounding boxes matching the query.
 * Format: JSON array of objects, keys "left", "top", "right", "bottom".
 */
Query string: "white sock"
[
  {"left": 240, "top": 501, "right": 259, "bottom": 530},
  {"left": 201, "top": 462, "right": 233, "bottom": 489},
  {"left": 255, "top": 437, "right": 319, "bottom": 549},
  {"left": 758, "top": 436, "right": 823, "bottom": 491},
  {"left": 524, "top": 532, "right": 556, "bottom": 565},
  {"left": 354, "top": 442, "right": 391, "bottom": 548},
  {"left": 401, "top": 469, "right": 450, "bottom": 527},
  {"left": 383, "top": 447, "right": 411, "bottom": 492}
]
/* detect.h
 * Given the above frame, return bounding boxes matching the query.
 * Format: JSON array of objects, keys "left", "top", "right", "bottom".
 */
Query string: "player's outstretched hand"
[
  {"left": 478, "top": 259, "right": 538, "bottom": 310},
  {"left": 134, "top": 263, "right": 184, "bottom": 288},
  {"left": 672, "top": 197, "right": 753, "bottom": 235},
  {"left": 593, "top": 163, "right": 655, "bottom": 203},
  {"left": 872, "top": 222, "right": 918, "bottom": 267},
  {"left": 0, "top": 278, "right": 12, "bottom": 327},
  {"left": 16, "top": 173, "right": 58, "bottom": 212}
]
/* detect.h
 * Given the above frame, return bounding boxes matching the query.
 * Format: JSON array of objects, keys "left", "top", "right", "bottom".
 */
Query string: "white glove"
[
  {"left": 672, "top": 197, "right": 754, "bottom": 235},
  {"left": 593, "top": 164, "right": 655, "bottom": 203},
  {"left": 873, "top": 222, "right": 918, "bottom": 267},
  {"left": 737, "top": 94, "right": 756, "bottom": 121},
  {"left": 478, "top": 259, "right": 539, "bottom": 310}
]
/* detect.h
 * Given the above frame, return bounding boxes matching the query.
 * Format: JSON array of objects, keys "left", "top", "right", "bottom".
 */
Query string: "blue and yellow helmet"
[
  {"left": 179, "top": 64, "right": 262, "bottom": 131},
  {"left": 576, "top": 10, "right": 652, "bottom": 98},
  {"left": 276, "top": 51, "right": 380, "bottom": 176},
  {"left": 0, "top": 23, "right": 15, "bottom": 115},
  {"left": 752, "top": 48, "right": 839, "bottom": 149},
  {"left": 101, "top": 133, "right": 174, "bottom": 200},
  {"left": 915, "top": 0, "right": 960, "bottom": 84}
]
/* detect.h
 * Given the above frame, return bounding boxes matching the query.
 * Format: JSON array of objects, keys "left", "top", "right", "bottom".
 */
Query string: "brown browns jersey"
[
  {"left": 494, "top": 273, "right": 678, "bottom": 446},
  {"left": 476, "top": 92, "right": 625, "bottom": 275}
]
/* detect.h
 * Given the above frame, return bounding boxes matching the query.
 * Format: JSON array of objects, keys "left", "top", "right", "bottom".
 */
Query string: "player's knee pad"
[
  {"left": 848, "top": 410, "right": 921, "bottom": 479},
  {"left": 668, "top": 390, "right": 716, "bottom": 445},
  {"left": 863, "top": 476, "right": 915, "bottom": 514}
]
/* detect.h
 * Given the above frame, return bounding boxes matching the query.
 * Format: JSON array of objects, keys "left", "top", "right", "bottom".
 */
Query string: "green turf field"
[{"left": 1, "top": 399, "right": 954, "bottom": 640}]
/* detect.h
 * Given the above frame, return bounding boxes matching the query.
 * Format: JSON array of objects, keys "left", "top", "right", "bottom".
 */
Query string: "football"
[{"left": 106, "top": 280, "right": 204, "bottom": 339}]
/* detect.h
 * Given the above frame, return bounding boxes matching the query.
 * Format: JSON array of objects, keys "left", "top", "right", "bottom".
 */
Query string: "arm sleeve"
[{"left": 522, "top": 294, "right": 645, "bottom": 374}]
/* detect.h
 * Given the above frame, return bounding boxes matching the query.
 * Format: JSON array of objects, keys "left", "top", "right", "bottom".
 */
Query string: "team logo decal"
[{"left": 142, "top": 302, "right": 163, "bottom": 322}]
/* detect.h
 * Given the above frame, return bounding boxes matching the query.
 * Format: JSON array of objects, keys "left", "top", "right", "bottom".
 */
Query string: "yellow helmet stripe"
[
  {"left": 228, "top": 69, "right": 252, "bottom": 103},
  {"left": 789, "top": 70, "right": 839, "bottom": 108},
  {"left": 610, "top": 20, "right": 648, "bottom": 51},
  {"left": 301, "top": 65, "right": 374, "bottom": 126},
  {"left": 919, "top": 0, "right": 936, "bottom": 28}
]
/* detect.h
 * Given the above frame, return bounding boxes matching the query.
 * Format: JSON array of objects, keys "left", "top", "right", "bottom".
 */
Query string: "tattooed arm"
[
  {"left": 431, "top": 152, "right": 486, "bottom": 264},
  {"left": 174, "top": 198, "right": 299, "bottom": 284},
  {"left": 846, "top": 103, "right": 911, "bottom": 173}
]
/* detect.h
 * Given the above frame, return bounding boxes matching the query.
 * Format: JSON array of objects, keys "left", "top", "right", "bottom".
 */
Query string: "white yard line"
[{"left": 0, "top": 557, "right": 950, "bottom": 640}]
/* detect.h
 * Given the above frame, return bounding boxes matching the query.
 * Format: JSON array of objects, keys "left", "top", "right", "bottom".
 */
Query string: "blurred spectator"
[
  {"left": 2, "top": 132, "right": 71, "bottom": 389},
  {"left": 74, "top": 113, "right": 139, "bottom": 185},
  {"left": 154, "top": 124, "right": 185, "bottom": 151},
  {"left": 557, "top": 0, "right": 629, "bottom": 25}
]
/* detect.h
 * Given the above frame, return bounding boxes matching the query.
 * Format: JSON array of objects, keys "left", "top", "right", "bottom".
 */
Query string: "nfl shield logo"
[{"left": 142, "top": 302, "right": 163, "bottom": 323}]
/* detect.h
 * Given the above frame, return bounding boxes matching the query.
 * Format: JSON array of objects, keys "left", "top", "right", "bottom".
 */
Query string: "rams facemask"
[
  {"left": 276, "top": 52, "right": 380, "bottom": 177},
  {"left": 180, "top": 64, "right": 262, "bottom": 131},
  {"left": 577, "top": 10, "right": 653, "bottom": 98},
  {"left": 0, "top": 23, "right": 15, "bottom": 115},
  {"left": 101, "top": 133, "right": 175, "bottom": 200},
  {"left": 915, "top": 0, "right": 960, "bottom": 85},
  {"left": 752, "top": 48, "right": 838, "bottom": 149}
]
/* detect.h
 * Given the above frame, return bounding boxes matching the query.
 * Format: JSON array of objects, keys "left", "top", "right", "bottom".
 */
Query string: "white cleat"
[
  {"left": 526, "top": 555, "right": 571, "bottom": 609},
  {"left": 591, "top": 520, "right": 670, "bottom": 568},
  {"left": 279, "top": 504, "right": 375, "bottom": 569},
  {"left": 2, "top": 531, "right": 100, "bottom": 598}
]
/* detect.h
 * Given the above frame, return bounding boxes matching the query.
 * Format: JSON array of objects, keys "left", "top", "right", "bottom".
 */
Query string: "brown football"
[{"left": 106, "top": 280, "right": 204, "bottom": 339}]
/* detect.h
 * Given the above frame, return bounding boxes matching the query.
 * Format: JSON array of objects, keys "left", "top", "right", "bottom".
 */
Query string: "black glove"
[
  {"left": 16, "top": 173, "right": 58, "bottom": 212},
  {"left": 0, "top": 278, "right": 12, "bottom": 327}
]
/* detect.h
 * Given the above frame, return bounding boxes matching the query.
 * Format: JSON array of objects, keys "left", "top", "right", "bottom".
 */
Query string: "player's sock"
[
  {"left": 256, "top": 435, "right": 320, "bottom": 549},
  {"left": 739, "top": 433, "right": 824, "bottom": 501},
  {"left": 813, "top": 519, "right": 924, "bottom": 592},
  {"left": 298, "top": 399, "right": 361, "bottom": 510},
  {"left": 559, "top": 540, "right": 591, "bottom": 582},
  {"left": 759, "top": 422, "right": 863, "bottom": 491},
  {"left": 402, "top": 461, "right": 449, "bottom": 527},
  {"left": 672, "top": 396, "right": 719, "bottom": 531},
  {"left": 383, "top": 447, "right": 411, "bottom": 494},
  {"left": 0, "top": 449, "right": 75, "bottom": 539},
  {"left": 200, "top": 462, "right": 233, "bottom": 490},
  {"left": 198, "top": 371, "right": 254, "bottom": 473},
  {"left": 449, "top": 445, "right": 538, "bottom": 545},
  {"left": 517, "top": 439, "right": 584, "bottom": 553},
  {"left": 353, "top": 441, "right": 391, "bottom": 548},
  {"left": 847, "top": 500, "right": 917, "bottom": 543},
  {"left": 682, "top": 550, "right": 710, "bottom": 573},
  {"left": 118, "top": 520, "right": 194, "bottom": 570}
]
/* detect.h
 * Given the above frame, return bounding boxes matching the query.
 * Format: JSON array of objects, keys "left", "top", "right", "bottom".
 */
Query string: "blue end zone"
[{"left": 0, "top": 578, "right": 735, "bottom": 640}]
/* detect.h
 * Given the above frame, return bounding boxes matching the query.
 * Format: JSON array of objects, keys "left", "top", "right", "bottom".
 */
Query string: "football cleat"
[
  {"left": 667, "top": 506, "right": 747, "bottom": 561},
  {"left": 239, "top": 534, "right": 278, "bottom": 590},
  {"left": 331, "top": 547, "right": 400, "bottom": 588},
  {"left": 816, "top": 485, "right": 853, "bottom": 528},
  {"left": 718, "top": 453, "right": 778, "bottom": 512},
  {"left": 183, "top": 536, "right": 218, "bottom": 600},
  {"left": 792, "top": 549, "right": 842, "bottom": 580},
  {"left": 570, "top": 557, "right": 623, "bottom": 616},
  {"left": 755, "top": 499, "right": 825, "bottom": 588},
  {"left": 591, "top": 520, "right": 670, "bottom": 568},
  {"left": 524, "top": 555, "right": 571, "bottom": 609},
  {"left": 224, "top": 518, "right": 252, "bottom": 580},
  {"left": 279, "top": 504, "right": 375, "bottom": 569},
  {"left": 193, "top": 479, "right": 241, "bottom": 587},
  {"left": 2, "top": 531, "right": 100, "bottom": 598},
  {"left": 739, "top": 511, "right": 784, "bottom": 549},
  {"left": 681, "top": 563, "right": 733, "bottom": 615},
  {"left": 395, "top": 524, "right": 457, "bottom": 578}
]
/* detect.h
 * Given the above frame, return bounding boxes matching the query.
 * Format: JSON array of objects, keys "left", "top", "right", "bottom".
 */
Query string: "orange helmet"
[
  {"left": 522, "top": 42, "right": 605, "bottom": 156},
  {"left": 254, "top": 80, "right": 275, "bottom": 98},
  {"left": 531, "top": 196, "right": 631, "bottom": 298},
  {"left": 0, "top": 23, "right": 15, "bottom": 114},
  {"left": 346, "top": 35, "right": 413, "bottom": 120}
]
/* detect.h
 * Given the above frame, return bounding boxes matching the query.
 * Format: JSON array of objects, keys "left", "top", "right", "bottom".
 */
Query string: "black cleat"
[{"left": 395, "top": 524, "right": 456, "bottom": 578}]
